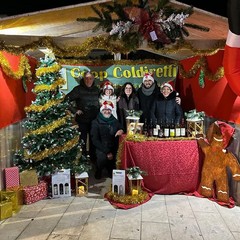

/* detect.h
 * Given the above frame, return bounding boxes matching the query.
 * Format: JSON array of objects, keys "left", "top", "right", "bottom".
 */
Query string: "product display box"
[
  {"left": 112, "top": 170, "right": 125, "bottom": 196},
  {"left": 52, "top": 169, "right": 71, "bottom": 198}
]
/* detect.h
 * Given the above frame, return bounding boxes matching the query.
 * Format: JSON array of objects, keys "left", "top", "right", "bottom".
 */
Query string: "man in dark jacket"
[
  {"left": 65, "top": 71, "right": 99, "bottom": 155},
  {"left": 91, "top": 101, "right": 124, "bottom": 179}
]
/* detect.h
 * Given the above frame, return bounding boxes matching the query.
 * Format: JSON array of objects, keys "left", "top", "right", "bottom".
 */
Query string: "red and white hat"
[
  {"left": 161, "top": 82, "right": 173, "bottom": 92},
  {"left": 143, "top": 72, "right": 154, "bottom": 83},
  {"left": 100, "top": 101, "right": 114, "bottom": 112},
  {"left": 103, "top": 81, "right": 114, "bottom": 92}
]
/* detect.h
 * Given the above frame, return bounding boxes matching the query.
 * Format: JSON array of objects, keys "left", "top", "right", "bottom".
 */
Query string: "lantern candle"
[
  {"left": 78, "top": 186, "right": 85, "bottom": 195},
  {"left": 132, "top": 189, "right": 138, "bottom": 196}
]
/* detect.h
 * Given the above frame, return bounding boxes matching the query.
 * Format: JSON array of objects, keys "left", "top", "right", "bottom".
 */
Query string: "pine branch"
[{"left": 185, "top": 23, "right": 210, "bottom": 32}]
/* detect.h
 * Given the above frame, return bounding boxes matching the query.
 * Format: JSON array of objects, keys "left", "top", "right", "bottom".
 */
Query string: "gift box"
[
  {"left": 52, "top": 169, "right": 71, "bottom": 198},
  {"left": 7, "top": 186, "right": 24, "bottom": 206},
  {"left": 23, "top": 181, "right": 48, "bottom": 205},
  {"left": 4, "top": 167, "right": 20, "bottom": 189},
  {"left": 75, "top": 172, "right": 89, "bottom": 197},
  {"left": 20, "top": 169, "right": 38, "bottom": 187},
  {"left": 0, "top": 200, "right": 12, "bottom": 220},
  {"left": 0, "top": 190, "right": 19, "bottom": 213}
]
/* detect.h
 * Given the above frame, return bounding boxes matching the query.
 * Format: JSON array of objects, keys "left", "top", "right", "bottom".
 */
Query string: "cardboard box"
[
  {"left": 112, "top": 170, "right": 125, "bottom": 196},
  {"left": 52, "top": 169, "right": 71, "bottom": 198}
]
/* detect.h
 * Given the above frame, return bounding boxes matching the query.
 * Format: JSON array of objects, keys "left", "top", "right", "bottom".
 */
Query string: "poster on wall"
[{"left": 60, "top": 63, "right": 178, "bottom": 94}]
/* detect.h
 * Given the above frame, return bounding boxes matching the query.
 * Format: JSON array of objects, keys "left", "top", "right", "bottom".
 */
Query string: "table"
[{"left": 118, "top": 136, "right": 203, "bottom": 194}]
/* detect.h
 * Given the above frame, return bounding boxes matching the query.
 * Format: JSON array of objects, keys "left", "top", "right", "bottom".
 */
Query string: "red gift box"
[
  {"left": 5, "top": 167, "right": 20, "bottom": 189},
  {"left": 23, "top": 181, "right": 48, "bottom": 205}
]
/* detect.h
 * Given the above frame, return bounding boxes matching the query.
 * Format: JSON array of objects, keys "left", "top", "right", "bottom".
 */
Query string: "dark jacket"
[
  {"left": 65, "top": 79, "right": 100, "bottom": 124},
  {"left": 91, "top": 113, "right": 123, "bottom": 155},
  {"left": 150, "top": 91, "right": 183, "bottom": 125},
  {"left": 137, "top": 82, "right": 160, "bottom": 123},
  {"left": 117, "top": 94, "right": 139, "bottom": 132}
]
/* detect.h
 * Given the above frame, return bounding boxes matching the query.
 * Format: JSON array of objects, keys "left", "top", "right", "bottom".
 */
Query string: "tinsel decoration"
[
  {"left": 199, "top": 69, "right": 205, "bottom": 88},
  {"left": 105, "top": 190, "right": 149, "bottom": 205},
  {"left": 76, "top": 0, "right": 209, "bottom": 50}
]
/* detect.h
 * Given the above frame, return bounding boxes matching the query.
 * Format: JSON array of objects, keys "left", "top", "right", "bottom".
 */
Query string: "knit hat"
[
  {"left": 160, "top": 82, "right": 173, "bottom": 92},
  {"left": 100, "top": 100, "right": 114, "bottom": 112},
  {"left": 103, "top": 81, "right": 114, "bottom": 92},
  {"left": 143, "top": 73, "right": 154, "bottom": 83}
]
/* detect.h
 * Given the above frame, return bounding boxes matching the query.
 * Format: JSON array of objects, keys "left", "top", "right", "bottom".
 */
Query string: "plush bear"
[{"left": 197, "top": 121, "right": 240, "bottom": 203}]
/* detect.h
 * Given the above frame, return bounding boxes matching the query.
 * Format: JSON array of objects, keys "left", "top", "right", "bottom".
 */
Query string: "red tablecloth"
[{"left": 119, "top": 137, "right": 203, "bottom": 194}]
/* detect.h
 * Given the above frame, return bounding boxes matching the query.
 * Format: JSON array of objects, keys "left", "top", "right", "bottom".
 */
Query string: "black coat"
[
  {"left": 65, "top": 79, "right": 100, "bottom": 124},
  {"left": 137, "top": 82, "right": 160, "bottom": 123},
  {"left": 91, "top": 113, "right": 123, "bottom": 155},
  {"left": 117, "top": 94, "right": 139, "bottom": 132},
  {"left": 150, "top": 91, "right": 183, "bottom": 125}
]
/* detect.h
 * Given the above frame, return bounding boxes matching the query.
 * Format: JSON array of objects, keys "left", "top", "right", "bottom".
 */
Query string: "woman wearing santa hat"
[
  {"left": 150, "top": 82, "right": 183, "bottom": 126},
  {"left": 91, "top": 100, "right": 124, "bottom": 179}
]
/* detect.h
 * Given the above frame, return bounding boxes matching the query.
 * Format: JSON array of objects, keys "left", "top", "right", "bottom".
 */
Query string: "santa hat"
[
  {"left": 216, "top": 121, "right": 235, "bottom": 149},
  {"left": 103, "top": 81, "right": 114, "bottom": 92},
  {"left": 100, "top": 100, "right": 114, "bottom": 112},
  {"left": 143, "top": 72, "right": 154, "bottom": 83},
  {"left": 160, "top": 82, "right": 173, "bottom": 92}
]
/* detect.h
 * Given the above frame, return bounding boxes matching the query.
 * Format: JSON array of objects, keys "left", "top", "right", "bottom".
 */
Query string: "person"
[
  {"left": 223, "top": 0, "right": 240, "bottom": 97},
  {"left": 117, "top": 82, "right": 139, "bottom": 132},
  {"left": 137, "top": 73, "right": 181, "bottom": 124},
  {"left": 65, "top": 71, "right": 99, "bottom": 156},
  {"left": 91, "top": 100, "right": 124, "bottom": 179},
  {"left": 99, "top": 80, "right": 118, "bottom": 119},
  {"left": 150, "top": 82, "right": 183, "bottom": 125}
]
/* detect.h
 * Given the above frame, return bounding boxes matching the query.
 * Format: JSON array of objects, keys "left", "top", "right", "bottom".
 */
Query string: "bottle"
[
  {"left": 53, "top": 184, "right": 58, "bottom": 195},
  {"left": 153, "top": 119, "right": 159, "bottom": 137},
  {"left": 169, "top": 119, "right": 175, "bottom": 137},
  {"left": 180, "top": 118, "right": 186, "bottom": 137},
  {"left": 175, "top": 121, "right": 181, "bottom": 137},
  {"left": 65, "top": 183, "right": 69, "bottom": 195},
  {"left": 163, "top": 122, "right": 170, "bottom": 138},
  {"left": 60, "top": 183, "right": 64, "bottom": 195},
  {"left": 158, "top": 120, "right": 164, "bottom": 138},
  {"left": 148, "top": 118, "right": 153, "bottom": 137},
  {"left": 143, "top": 118, "right": 148, "bottom": 137}
]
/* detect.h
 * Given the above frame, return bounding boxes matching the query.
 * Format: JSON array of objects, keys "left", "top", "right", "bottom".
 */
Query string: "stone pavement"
[{"left": 1, "top": 176, "right": 240, "bottom": 240}]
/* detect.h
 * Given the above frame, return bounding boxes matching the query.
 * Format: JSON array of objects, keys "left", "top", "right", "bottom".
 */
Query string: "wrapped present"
[
  {"left": 5, "top": 166, "right": 20, "bottom": 189},
  {"left": 20, "top": 169, "right": 38, "bottom": 187},
  {"left": 7, "top": 186, "right": 24, "bottom": 206},
  {"left": 23, "top": 181, "right": 48, "bottom": 205},
  {"left": 0, "top": 200, "right": 12, "bottom": 220},
  {"left": 0, "top": 190, "right": 19, "bottom": 213}
]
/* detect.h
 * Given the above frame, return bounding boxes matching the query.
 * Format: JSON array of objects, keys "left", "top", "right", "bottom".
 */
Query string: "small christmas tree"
[{"left": 14, "top": 54, "right": 91, "bottom": 176}]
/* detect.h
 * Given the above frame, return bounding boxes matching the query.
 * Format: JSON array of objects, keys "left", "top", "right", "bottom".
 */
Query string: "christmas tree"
[{"left": 14, "top": 55, "right": 91, "bottom": 176}]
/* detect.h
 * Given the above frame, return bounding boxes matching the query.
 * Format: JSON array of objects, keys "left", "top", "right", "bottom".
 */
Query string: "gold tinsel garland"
[
  {"left": 105, "top": 191, "right": 149, "bottom": 205},
  {"left": 0, "top": 36, "right": 225, "bottom": 82},
  {"left": 178, "top": 56, "right": 224, "bottom": 81},
  {"left": 25, "top": 116, "right": 69, "bottom": 136},
  {"left": 0, "top": 52, "right": 32, "bottom": 80},
  {"left": 35, "top": 64, "right": 62, "bottom": 77},
  {"left": 34, "top": 78, "right": 66, "bottom": 92},
  {"left": 25, "top": 99, "right": 63, "bottom": 112},
  {"left": 24, "top": 135, "right": 79, "bottom": 161}
]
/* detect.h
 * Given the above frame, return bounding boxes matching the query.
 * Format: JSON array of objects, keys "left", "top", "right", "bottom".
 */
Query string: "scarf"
[
  {"left": 99, "top": 112, "right": 116, "bottom": 124},
  {"left": 141, "top": 83, "right": 156, "bottom": 96}
]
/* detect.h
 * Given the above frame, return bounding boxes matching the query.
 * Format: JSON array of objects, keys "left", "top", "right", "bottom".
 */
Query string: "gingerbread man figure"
[{"left": 197, "top": 121, "right": 240, "bottom": 203}]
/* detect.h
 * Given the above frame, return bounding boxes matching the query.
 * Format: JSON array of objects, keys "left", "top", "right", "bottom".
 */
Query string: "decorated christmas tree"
[{"left": 14, "top": 55, "right": 91, "bottom": 176}]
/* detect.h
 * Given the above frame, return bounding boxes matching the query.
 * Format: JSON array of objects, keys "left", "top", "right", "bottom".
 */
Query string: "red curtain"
[
  {"left": 177, "top": 50, "right": 240, "bottom": 124},
  {"left": 0, "top": 51, "right": 37, "bottom": 129}
]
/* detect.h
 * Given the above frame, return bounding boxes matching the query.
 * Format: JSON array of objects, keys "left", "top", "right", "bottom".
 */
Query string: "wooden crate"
[{"left": 186, "top": 120, "right": 204, "bottom": 137}]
